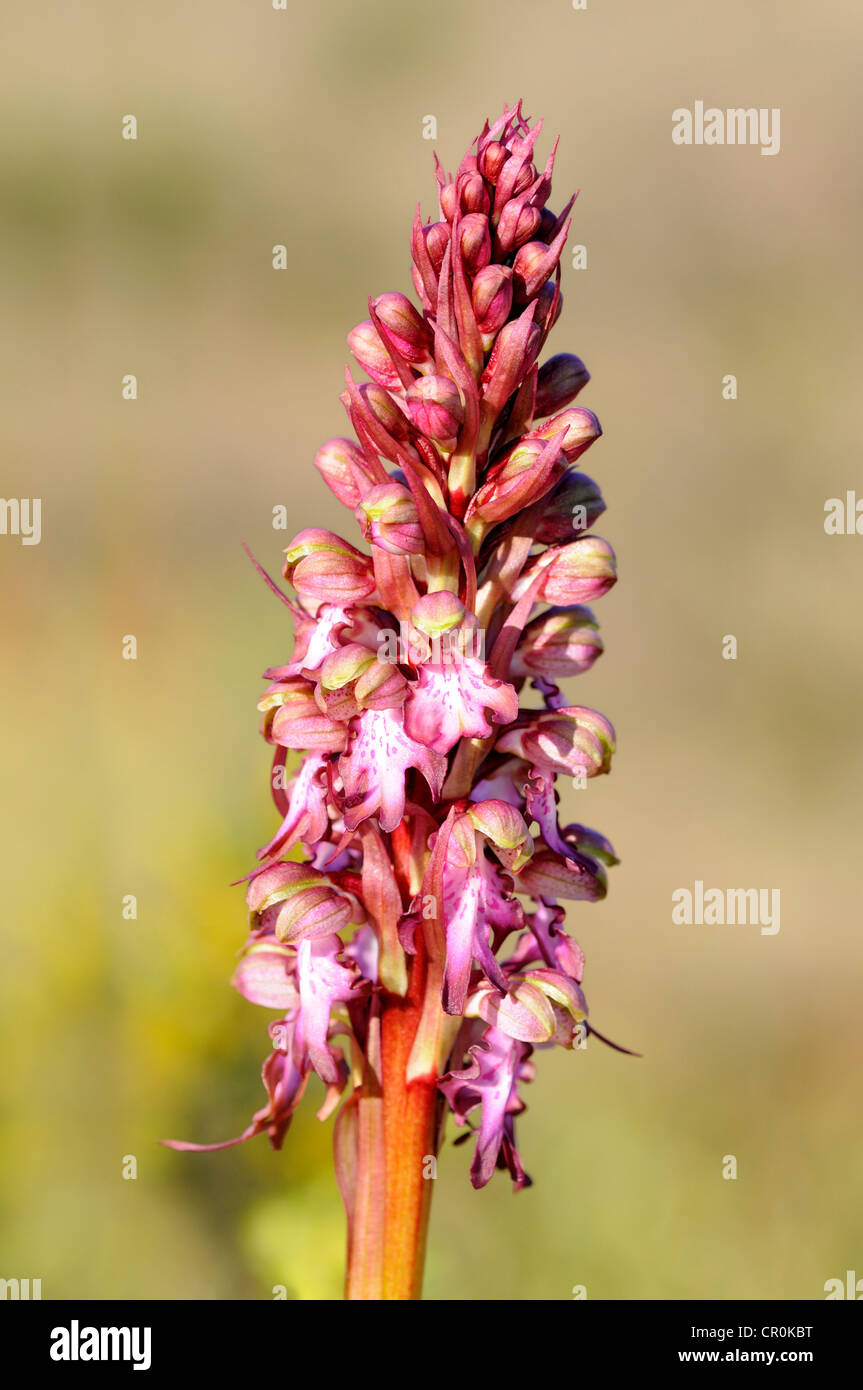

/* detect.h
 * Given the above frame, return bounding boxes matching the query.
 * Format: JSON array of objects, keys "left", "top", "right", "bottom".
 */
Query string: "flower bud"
[
  {"left": 537, "top": 207, "right": 559, "bottom": 241},
  {"left": 466, "top": 433, "right": 565, "bottom": 527},
  {"left": 341, "top": 378, "right": 420, "bottom": 471},
  {"left": 459, "top": 171, "right": 491, "bottom": 215},
  {"left": 313, "top": 645, "right": 367, "bottom": 721},
  {"left": 474, "top": 978, "right": 558, "bottom": 1044},
  {"left": 474, "top": 968, "right": 586, "bottom": 1045},
  {"left": 471, "top": 265, "right": 513, "bottom": 339},
  {"left": 565, "top": 823, "right": 619, "bottom": 867},
  {"left": 511, "top": 160, "right": 536, "bottom": 197},
  {"left": 283, "top": 528, "right": 376, "bottom": 605},
  {"left": 496, "top": 153, "right": 537, "bottom": 210},
  {"left": 535, "top": 354, "right": 590, "bottom": 417},
  {"left": 318, "top": 642, "right": 376, "bottom": 692},
  {"left": 411, "top": 589, "right": 465, "bottom": 636},
  {"left": 498, "top": 705, "right": 615, "bottom": 778},
  {"left": 480, "top": 308, "right": 542, "bottom": 418},
  {"left": 405, "top": 375, "right": 464, "bottom": 453},
  {"left": 466, "top": 800, "right": 533, "bottom": 873},
  {"left": 534, "top": 280, "right": 563, "bottom": 332},
  {"left": 479, "top": 140, "right": 508, "bottom": 183},
  {"left": 347, "top": 320, "right": 402, "bottom": 391},
  {"left": 512, "top": 226, "right": 568, "bottom": 303},
  {"left": 533, "top": 407, "right": 601, "bottom": 462},
  {"left": 231, "top": 938, "right": 296, "bottom": 1009},
  {"left": 260, "top": 677, "right": 348, "bottom": 752},
  {"left": 494, "top": 199, "right": 542, "bottom": 257},
  {"left": 371, "top": 292, "right": 433, "bottom": 365},
  {"left": 353, "top": 382, "right": 413, "bottom": 444},
  {"left": 511, "top": 606, "right": 603, "bottom": 679},
  {"left": 314, "top": 438, "right": 372, "bottom": 509},
  {"left": 355, "top": 483, "right": 424, "bottom": 556},
  {"left": 247, "top": 862, "right": 357, "bottom": 945},
  {"left": 354, "top": 659, "right": 408, "bottom": 710},
  {"left": 522, "top": 969, "right": 589, "bottom": 1046},
  {"left": 441, "top": 181, "right": 460, "bottom": 221},
  {"left": 523, "top": 535, "right": 617, "bottom": 605},
  {"left": 317, "top": 642, "right": 407, "bottom": 715},
  {"left": 535, "top": 471, "right": 606, "bottom": 543},
  {"left": 423, "top": 221, "right": 450, "bottom": 273},
  {"left": 458, "top": 213, "right": 492, "bottom": 273}
]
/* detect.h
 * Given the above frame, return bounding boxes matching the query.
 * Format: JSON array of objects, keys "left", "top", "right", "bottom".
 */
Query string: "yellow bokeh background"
[{"left": 2, "top": 0, "right": 861, "bottom": 1299}]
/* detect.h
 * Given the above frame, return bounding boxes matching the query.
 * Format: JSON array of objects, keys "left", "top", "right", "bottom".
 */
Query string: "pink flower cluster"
[{"left": 169, "top": 103, "right": 618, "bottom": 1190}]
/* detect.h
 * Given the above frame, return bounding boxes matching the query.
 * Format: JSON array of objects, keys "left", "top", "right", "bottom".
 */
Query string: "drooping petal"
[
  {"left": 439, "top": 1024, "right": 534, "bottom": 1190},
  {"left": 524, "top": 764, "right": 572, "bottom": 859},
  {"left": 404, "top": 653, "right": 518, "bottom": 755},
  {"left": 439, "top": 819, "right": 526, "bottom": 1014},
  {"left": 295, "top": 935, "right": 367, "bottom": 1085},
  {"left": 281, "top": 602, "right": 354, "bottom": 678},
  {"left": 258, "top": 753, "right": 330, "bottom": 861},
  {"left": 506, "top": 899, "right": 586, "bottom": 984},
  {"left": 161, "top": 1030, "right": 309, "bottom": 1153},
  {"left": 339, "top": 707, "right": 447, "bottom": 832}
]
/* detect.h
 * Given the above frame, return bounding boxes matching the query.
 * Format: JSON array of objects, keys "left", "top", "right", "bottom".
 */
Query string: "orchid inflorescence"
[{"left": 167, "top": 102, "right": 619, "bottom": 1291}]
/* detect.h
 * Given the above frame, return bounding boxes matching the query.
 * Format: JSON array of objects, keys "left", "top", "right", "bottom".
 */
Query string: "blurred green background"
[{"left": 2, "top": 0, "right": 862, "bottom": 1300}]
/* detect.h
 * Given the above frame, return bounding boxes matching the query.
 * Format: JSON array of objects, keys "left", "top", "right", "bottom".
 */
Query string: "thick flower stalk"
[{"left": 166, "top": 103, "right": 621, "bottom": 1301}]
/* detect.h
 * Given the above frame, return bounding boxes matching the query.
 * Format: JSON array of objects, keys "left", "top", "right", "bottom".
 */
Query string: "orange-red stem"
[
  {"left": 379, "top": 934, "right": 438, "bottom": 1300},
  {"left": 343, "top": 820, "right": 440, "bottom": 1301}
]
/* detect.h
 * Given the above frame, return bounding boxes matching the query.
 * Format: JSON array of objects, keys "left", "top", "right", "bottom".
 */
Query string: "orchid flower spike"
[{"left": 165, "top": 101, "right": 623, "bottom": 1302}]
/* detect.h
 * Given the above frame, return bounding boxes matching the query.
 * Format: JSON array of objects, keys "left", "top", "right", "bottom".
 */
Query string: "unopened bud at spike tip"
[
  {"left": 440, "top": 182, "right": 458, "bottom": 222},
  {"left": 423, "top": 221, "right": 450, "bottom": 273},
  {"left": 466, "top": 433, "right": 566, "bottom": 528},
  {"left": 352, "top": 382, "right": 413, "bottom": 444},
  {"left": 535, "top": 354, "right": 590, "bottom": 417},
  {"left": 355, "top": 482, "right": 425, "bottom": 556},
  {"left": 405, "top": 375, "right": 464, "bottom": 453},
  {"left": 347, "top": 320, "right": 404, "bottom": 392},
  {"left": 495, "top": 200, "right": 543, "bottom": 257},
  {"left": 314, "top": 438, "right": 373, "bottom": 509},
  {"left": 535, "top": 470, "right": 606, "bottom": 544},
  {"left": 458, "top": 213, "right": 492, "bottom": 273},
  {"left": 471, "top": 265, "right": 514, "bottom": 339},
  {"left": 371, "top": 292, "right": 433, "bottom": 364},
  {"left": 533, "top": 407, "right": 602, "bottom": 462},
  {"left": 459, "top": 171, "right": 491, "bottom": 215},
  {"left": 534, "top": 280, "right": 563, "bottom": 333},
  {"left": 479, "top": 140, "right": 508, "bottom": 184}
]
